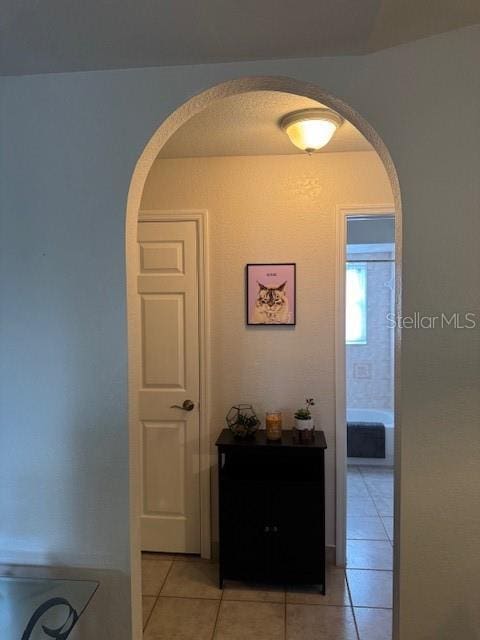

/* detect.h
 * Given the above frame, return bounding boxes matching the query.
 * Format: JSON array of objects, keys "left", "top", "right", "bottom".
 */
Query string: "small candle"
[{"left": 265, "top": 411, "right": 282, "bottom": 441}]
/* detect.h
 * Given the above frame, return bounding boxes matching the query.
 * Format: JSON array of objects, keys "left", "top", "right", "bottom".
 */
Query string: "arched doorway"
[{"left": 125, "top": 76, "right": 402, "bottom": 639}]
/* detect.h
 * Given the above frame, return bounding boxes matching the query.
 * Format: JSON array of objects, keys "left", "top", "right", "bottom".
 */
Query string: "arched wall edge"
[{"left": 125, "top": 75, "right": 403, "bottom": 640}]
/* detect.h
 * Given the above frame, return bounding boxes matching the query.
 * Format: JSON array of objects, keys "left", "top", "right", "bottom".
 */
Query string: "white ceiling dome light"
[{"left": 280, "top": 108, "right": 344, "bottom": 154}]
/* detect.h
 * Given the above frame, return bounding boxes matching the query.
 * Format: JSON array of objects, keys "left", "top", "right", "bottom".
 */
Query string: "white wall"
[
  {"left": 0, "top": 26, "right": 479, "bottom": 639},
  {"left": 142, "top": 152, "right": 392, "bottom": 546}
]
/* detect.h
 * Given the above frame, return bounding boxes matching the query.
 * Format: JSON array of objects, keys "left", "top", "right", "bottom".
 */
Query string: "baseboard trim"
[
  {"left": 326, "top": 544, "right": 336, "bottom": 566},
  {"left": 210, "top": 540, "right": 219, "bottom": 562}
]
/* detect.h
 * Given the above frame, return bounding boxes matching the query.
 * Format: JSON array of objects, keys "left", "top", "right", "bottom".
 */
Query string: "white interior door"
[{"left": 137, "top": 219, "right": 201, "bottom": 553}]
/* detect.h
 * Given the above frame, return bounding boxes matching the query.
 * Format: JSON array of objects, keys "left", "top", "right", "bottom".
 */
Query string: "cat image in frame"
[
  {"left": 246, "top": 263, "right": 296, "bottom": 325},
  {"left": 252, "top": 280, "right": 290, "bottom": 324}
]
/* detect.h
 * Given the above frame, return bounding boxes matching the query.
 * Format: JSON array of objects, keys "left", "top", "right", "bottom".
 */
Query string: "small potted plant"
[
  {"left": 226, "top": 404, "right": 260, "bottom": 439},
  {"left": 294, "top": 398, "right": 315, "bottom": 443}
]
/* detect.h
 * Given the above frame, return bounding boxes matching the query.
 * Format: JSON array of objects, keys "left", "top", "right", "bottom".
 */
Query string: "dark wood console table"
[{"left": 216, "top": 428, "right": 327, "bottom": 592}]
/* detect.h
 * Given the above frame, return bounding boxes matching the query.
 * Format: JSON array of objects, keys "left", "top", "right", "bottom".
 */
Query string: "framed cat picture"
[{"left": 246, "top": 263, "right": 296, "bottom": 325}]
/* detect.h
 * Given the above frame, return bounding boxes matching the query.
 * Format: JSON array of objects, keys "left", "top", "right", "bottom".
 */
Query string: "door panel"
[
  {"left": 137, "top": 219, "right": 200, "bottom": 553},
  {"left": 143, "top": 421, "right": 186, "bottom": 515},
  {"left": 220, "top": 481, "right": 269, "bottom": 581},
  {"left": 142, "top": 294, "right": 185, "bottom": 388},
  {"left": 271, "top": 482, "right": 325, "bottom": 583},
  {"left": 139, "top": 241, "right": 185, "bottom": 273}
]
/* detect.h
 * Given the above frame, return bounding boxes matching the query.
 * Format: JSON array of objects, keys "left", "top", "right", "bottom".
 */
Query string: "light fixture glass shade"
[{"left": 281, "top": 109, "right": 343, "bottom": 153}]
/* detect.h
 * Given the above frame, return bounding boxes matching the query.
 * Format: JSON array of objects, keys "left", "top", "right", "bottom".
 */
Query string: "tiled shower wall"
[{"left": 346, "top": 252, "right": 394, "bottom": 412}]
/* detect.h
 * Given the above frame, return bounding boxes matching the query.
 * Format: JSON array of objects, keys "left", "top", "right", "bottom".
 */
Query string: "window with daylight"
[{"left": 346, "top": 263, "right": 367, "bottom": 344}]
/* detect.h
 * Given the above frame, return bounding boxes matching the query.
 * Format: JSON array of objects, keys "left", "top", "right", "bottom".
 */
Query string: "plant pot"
[
  {"left": 293, "top": 417, "right": 314, "bottom": 443},
  {"left": 295, "top": 417, "right": 313, "bottom": 431}
]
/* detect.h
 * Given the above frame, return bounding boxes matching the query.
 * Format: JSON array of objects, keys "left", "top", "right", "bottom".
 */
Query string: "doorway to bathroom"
[{"left": 336, "top": 208, "right": 396, "bottom": 637}]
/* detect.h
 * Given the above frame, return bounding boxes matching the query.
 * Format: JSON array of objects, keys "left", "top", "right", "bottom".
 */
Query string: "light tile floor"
[
  {"left": 346, "top": 465, "right": 394, "bottom": 639},
  {"left": 142, "top": 466, "right": 393, "bottom": 639},
  {"left": 142, "top": 554, "right": 361, "bottom": 639}
]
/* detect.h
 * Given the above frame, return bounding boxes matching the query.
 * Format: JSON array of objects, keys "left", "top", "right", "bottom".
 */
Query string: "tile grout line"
[
  {"left": 159, "top": 580, "right": 357, "bottom": 608},
  {"left": 210, "top": 568, "right": 225, "bottom": 640},
  {"left": 343, "top": 492, "right": 361, "bottom": 640},
  {"left": 348, "top": 466, "right": 379, "bottom": 570},
  {"left": 346, "top": 567, "right": 393, "bottom": 573},
  {"left": 348, "top": 465, "right": 394, "bottom": 634},
  {"left": 351, "top": 605, "right": 362, "bottom": 640},
  {"left": 344, "top": 566, "right": 361, "bottom": 640},
  {"left": 379, "top": 514, "right": 394, "bottom": 547},
  {"left": 284, "top": 601, "right": 358, "bottom": 608},
  {"left": 142, "top": 596, "right": 156, "bottom": 634},
  {"left": 354, "top": 466, "right": 394, "bottom": 561},
  {"left": 151, "top": 593, "right": 222, "bottom": 601},
  {"left": 363, "top": 470, "right": 394, "bottom": 549},
  {"left": 142, "top": 556, "right": 176, "bottom": 633},
  {"left": 347, "top": 536, "right": 391, "bottom": 542},
  {"left": 351, "top": 604, "right": 393, "bottom": 610}
]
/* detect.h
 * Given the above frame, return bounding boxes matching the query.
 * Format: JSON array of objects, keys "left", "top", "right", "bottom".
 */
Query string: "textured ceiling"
[
  {"left": 1, "top": 0, "right": 479, "bottom": 75},
  {"left": 159, "top": 91, "right": 372, "bottom": 158}
]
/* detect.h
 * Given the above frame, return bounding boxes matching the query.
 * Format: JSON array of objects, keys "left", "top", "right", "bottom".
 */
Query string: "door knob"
[{"left": 170, "top": 399, "right": 195, "bottom": 411}]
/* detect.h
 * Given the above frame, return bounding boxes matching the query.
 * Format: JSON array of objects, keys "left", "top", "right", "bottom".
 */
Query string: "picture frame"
[{"left": 246, "top": 263, "right": 296, "bottom": 325}]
